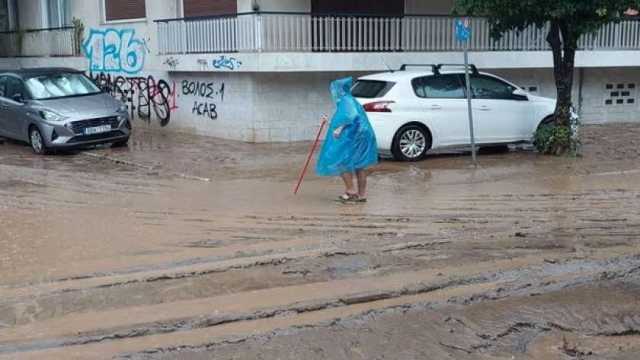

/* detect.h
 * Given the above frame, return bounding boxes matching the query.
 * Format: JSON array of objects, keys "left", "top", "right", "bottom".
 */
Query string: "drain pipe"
[{"left": 577, "top": 67, "right": 585, "bottom": 117}]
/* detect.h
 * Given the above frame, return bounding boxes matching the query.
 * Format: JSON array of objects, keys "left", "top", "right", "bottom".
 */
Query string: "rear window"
[{"left": 352, "top": 80, "right": 394, "bottom": 98}]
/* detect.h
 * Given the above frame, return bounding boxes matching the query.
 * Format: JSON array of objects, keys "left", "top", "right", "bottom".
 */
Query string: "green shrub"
[{"left": 533, "top": 115, "right": 581, "bottom": 156}]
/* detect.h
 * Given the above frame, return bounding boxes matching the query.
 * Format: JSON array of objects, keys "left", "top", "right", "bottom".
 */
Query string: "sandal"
[{"left": 337, "top": 193, "right": 360, "bottom": 203}]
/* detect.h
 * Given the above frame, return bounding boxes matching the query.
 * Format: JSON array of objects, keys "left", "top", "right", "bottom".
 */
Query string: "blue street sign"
[{"left": 455, "top": 18, "right": 471, "bottom": 42}]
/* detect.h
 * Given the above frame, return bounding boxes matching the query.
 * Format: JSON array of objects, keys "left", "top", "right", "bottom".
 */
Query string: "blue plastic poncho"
[{"left": 316, "top": 77, "right": 378, "bottom": 177}]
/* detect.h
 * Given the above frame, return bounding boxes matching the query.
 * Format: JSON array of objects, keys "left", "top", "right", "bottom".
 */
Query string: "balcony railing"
[
  {"left": 0, "top": 26, "right": 78, "bottom": 57},
  {"left": 156, "top": 12, "right": 640, "bottom": 55}
]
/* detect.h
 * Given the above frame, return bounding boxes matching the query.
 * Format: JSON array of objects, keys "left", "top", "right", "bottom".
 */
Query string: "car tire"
[
  {"left": 112, "top": 138, "right": 130, "bottom": 148},
  {"left": 391, "top": 125, "right": 432, "bottom": 162},
  {"left": 29, "top": 126, "right": 49, "bottom": 155}
]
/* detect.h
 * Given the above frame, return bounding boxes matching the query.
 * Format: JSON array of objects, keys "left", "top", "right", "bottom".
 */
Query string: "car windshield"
[{"left": 25, "top": 73, "right": 101, "bottom": 100}]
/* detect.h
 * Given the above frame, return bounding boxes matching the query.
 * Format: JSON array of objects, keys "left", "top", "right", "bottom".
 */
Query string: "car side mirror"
[
  {"left": 12, "top": 93, "right": 24, "bottom": 103},
  {"left": 512, "top": 88, "right": 528, "bottom": 101}
]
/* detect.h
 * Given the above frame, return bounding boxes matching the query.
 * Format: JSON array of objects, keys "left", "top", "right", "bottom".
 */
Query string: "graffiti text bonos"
[
  {"left": 181, "top": 80, "right": 225, "bottom": 101},
  {"left": 181, "top": 80, "right": 225, "bottom": 120}
]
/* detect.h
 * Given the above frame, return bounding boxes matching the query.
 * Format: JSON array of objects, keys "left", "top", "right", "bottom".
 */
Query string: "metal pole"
[{"left": 463, "top": 42, "right": 477, "bottom": 165}]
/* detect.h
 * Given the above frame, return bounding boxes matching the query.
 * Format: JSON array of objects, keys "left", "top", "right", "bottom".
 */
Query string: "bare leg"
[
  {"left": 340, "top": 172, "right": 357, "bottom": 195},
  {"left": 356, "top": 169, "right": 368, "bottom": 199}
]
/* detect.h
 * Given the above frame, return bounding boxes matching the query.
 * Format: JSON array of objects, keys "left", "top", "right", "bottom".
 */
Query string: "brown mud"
[{"left": 1, "top": 124, "right": 640, "bottom": 359}]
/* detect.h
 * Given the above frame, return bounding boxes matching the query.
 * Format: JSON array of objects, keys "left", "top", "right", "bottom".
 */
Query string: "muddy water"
[{"left": 1, "top": 124, "right": 640, "bottom": 359}]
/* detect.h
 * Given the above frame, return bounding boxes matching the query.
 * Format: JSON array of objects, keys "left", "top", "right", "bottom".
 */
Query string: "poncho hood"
[{"left": 330, "top": 77, "right": 353, "bottom": 103}]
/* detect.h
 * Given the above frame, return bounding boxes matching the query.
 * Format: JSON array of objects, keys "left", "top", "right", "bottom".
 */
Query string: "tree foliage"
[
  {"left": 454, "top": 0, "right": 640, "bottom": 154},
  {"left": 455, "top": 0, "right": 639, "bottom": 40}
]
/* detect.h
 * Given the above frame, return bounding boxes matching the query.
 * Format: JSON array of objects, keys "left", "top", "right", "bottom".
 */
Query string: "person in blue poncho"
[{"left": 316, "top": 77, "right": 378, "bottom": 203}]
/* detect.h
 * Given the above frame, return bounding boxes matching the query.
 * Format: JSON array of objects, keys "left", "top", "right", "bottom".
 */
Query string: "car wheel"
[
  {"left": 111, "top": 137, "right": 130, "bottom": 148},
  {"left": 392, "top": 125, "right": 432, "bottom": 162},
  {"left": 29, "top": 126, "right": 49, "bottom": 155}
]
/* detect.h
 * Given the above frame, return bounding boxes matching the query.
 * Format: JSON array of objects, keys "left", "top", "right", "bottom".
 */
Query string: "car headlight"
[{"left": 39, "top": 109, "right": 67, "bottom": 122}]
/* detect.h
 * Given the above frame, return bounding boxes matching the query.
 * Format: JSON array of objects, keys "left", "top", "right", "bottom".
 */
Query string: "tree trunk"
[
  {"left": 546, "top": 21, "right": 576, "bottom": 128},
  {"left": 544, "top": 21, "right": 578, "bottom": 155}
]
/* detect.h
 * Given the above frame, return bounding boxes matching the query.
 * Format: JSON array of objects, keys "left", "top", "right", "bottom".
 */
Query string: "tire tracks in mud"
[
  {"left": 3, "top": 253, "right": 640, "bottom": 359},
  {"left": 4, "top": 126, "right": 640, "bottom": 358}
]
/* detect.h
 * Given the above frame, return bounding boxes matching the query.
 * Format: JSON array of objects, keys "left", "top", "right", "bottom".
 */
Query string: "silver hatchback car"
[{"left": 0, "top": 68, "right": 131, "bottom": 154}]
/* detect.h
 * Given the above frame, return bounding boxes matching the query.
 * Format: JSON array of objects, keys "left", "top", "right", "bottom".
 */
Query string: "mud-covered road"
[{"left": 1, "top": 124, "right": 640, "bottom": 359}]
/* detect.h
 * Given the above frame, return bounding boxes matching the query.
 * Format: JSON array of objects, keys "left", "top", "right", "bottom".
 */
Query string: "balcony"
[
  {"left": 0, "top": 26, "right": 79, "bottom": 58},
  {"left": 156, "top": 12, "right": 640, "bottom": 55}
]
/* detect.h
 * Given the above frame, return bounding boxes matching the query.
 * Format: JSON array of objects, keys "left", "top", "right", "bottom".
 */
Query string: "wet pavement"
[{"left": 1, "top": 123, "right": 640, "bottom": 359}]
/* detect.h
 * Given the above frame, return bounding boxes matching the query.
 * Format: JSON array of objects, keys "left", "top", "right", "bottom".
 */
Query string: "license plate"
[{"left": 84, "top": 125, "right": 112, "bottom": 135}]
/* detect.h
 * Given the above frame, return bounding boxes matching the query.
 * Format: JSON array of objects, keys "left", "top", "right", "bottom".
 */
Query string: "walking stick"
[{"left": 294, "top": 118, "right": 328, "bottom": 195}]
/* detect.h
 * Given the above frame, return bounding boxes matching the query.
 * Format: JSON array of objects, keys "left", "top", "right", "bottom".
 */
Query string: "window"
[
  {"left": 412, "top": 75, "right": 465, "bottom": 99},
  {"left": 470, "top": 75, "right": 518, "bottom": 100},
  {"left": 352, "top": 80, "right": 394, "bottom": 98},
  {"left": 25, "top": 73, "right": 100, "bottom": 100},
  {"left": 104, "top": 0, "right": 146, "bottom": 22},
  {"left": 47, "top": 0, "right": 71, "bottom": 27},
  {"left": 183, "top": 0, "right": 236, "bottom": 18},
  {"left": 0, "top": 77, "right": 26, "bottom": 101},
  {"left": 604, "top": 82, "right": 637, "bottom": 106},
  {"left": 0, "top": 0, "right": 16, "bottom": 31}
]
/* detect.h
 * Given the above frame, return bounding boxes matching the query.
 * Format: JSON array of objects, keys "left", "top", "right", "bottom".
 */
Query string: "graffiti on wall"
[
  {"left": 163, "top": 56, "right": 180, "bottom": 70},
  {"left": 83, "top": 29, "right": 148, "bottom": 74},
  {"left": 212, "top": 56, "right": 242, "bottom": 71},
  {"left": 91, "top": 73, "right": 178, "bottom": 127},
  {"left": 182, "top": 80, "right": 225, "bottom": 120}
]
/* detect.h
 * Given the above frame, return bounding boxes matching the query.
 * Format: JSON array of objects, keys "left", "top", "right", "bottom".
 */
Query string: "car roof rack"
[
  {"left": 435, "top": 63, "right": 479, "bottom": 75},
  {"left": 400, "top": 63, "right": 479, "bottom": 75},
  {"left": 399, "top": 64, "right": 438, "bottom": 73}
]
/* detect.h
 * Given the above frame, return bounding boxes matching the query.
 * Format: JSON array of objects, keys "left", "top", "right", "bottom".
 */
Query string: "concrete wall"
[
  {"left": 405, "top": 0, "right": 454, "bottom": 15},
  {"left": 490, "top": 68, "right": 640, "bottom": 124},
  {"left": 18, "top": 0, "right": 46, "bottom": 29}
]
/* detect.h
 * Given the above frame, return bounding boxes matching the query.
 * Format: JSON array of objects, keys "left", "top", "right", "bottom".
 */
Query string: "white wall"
[
  {"left": 491, "top": 68, "right": 640, "bottom": 124},
  {"left": 580, "top": 68, "right": 640, "bottom": 123}
]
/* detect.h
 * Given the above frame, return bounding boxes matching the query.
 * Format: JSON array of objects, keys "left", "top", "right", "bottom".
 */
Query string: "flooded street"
[{"left": 2, "top": 124, "right": 640, "bottom": 359}]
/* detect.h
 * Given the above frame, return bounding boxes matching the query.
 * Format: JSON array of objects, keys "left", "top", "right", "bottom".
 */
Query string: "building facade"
[{"left": 0, "top": 0, "right": 639, "bottom": 142}]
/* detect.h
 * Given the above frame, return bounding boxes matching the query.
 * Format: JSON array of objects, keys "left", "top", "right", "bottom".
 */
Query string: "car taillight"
[{"left": 363, "top": 101, "right": 394, "bottom": 113}]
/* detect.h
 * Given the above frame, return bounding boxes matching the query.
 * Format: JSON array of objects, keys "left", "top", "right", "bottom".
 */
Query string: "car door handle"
[
  {"left": 429, "top": 105, "right": 443, "bottom": 110},
  {"left": 476, "top": 105, "right": 491, "bottom": 111}
]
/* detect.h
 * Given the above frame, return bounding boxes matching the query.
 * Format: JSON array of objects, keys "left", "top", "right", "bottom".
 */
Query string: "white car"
[{"left": 353, "top": 64, "right": 556, "bottom": 161}]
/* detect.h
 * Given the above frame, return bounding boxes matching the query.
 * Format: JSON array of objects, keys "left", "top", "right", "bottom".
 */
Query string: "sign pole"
[
  {"left": 456, "top": 17, "right": 477, "bottom": 165},
  {"left": 463, "top": 42, "right": 477, "bottom": 165}
]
